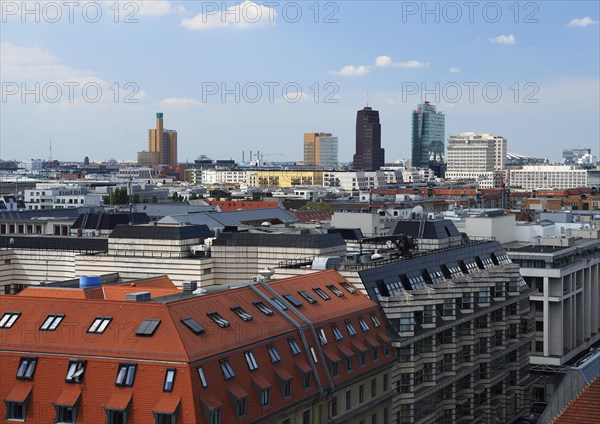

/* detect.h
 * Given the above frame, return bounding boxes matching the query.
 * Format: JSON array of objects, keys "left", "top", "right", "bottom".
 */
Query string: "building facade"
[
  {"left": 304, "top": 132, "right": 338, "bottom": 168},
  {"left": 143, "top": 112, "right": 178, "bottom": 167},
  {"left": 411, "top": 102, "right": 445, "bottom": 172},
  {"left": 509, "top": 166, "right": 588, "bottom": 190},
  {"left": 353, "top": 107, "right": 384, "bottom": 171}
]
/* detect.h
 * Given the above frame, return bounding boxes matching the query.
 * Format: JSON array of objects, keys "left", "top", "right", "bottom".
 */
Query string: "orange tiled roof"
[
  {"left": 208, "top": 200, "right": 281, "bottom": 211},
  {"left": 551, "top": 376, "right": 600, "bottom": 424},
  {"left": 15, "top": 286, "right": 104, "bottom": 299}
]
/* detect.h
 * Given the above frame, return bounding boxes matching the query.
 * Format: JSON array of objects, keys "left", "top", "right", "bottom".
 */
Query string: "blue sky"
[{"left": 1, "top": 1, "right": 598, "bottom": 163}]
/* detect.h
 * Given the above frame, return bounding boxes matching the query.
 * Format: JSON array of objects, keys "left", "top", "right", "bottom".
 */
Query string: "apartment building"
[{"left": 509, "top": 166, "right": 588, "bottom": 190}]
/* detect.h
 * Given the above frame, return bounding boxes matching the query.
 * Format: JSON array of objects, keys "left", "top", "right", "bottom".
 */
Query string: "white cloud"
[
  {"left": 490, "top": 34, "right": 516, "bottom": 45},
  {"left": 568, "top": 16, "right": 599, "bottom": 27},
  {"left": 161, "top": 97, "right": 202, "bottom": 107},
  {"left": 181, "top": 1, "right": 276, "bottom": 30},
  {"left": 332, "top": 65, "right": 370, "bottom": 76},
  {"left": 375, "top": 55, "right": 393, "bottom": 67},
  {"left": 449, "top": 67, "right": 461, "bottom": 74},
  {"left": 135, "top": 0, "right": 172, "bottom": 16},
  {"left": 393, "top": 60, "right": 429, "bottom": 68}
]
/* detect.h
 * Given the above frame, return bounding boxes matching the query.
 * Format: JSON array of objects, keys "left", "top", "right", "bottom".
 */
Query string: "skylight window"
[
  {"left": 283, "top": 294, "right": 303, "bottom": 308},
  {"left": 254, "top": 301, "right": 274, "bottom": 316},
  {"left": 40, "top": 314, "right": 64, "bottom": 331},
  {"left": 339, "top": 281, "right": 356, "bottom": 294},
  {"left": 271, "top": 298, "right": 288, "bottom": 311},
  {"left": 220, "top": 359, "right": 235, "bottom": 380},
  {"left": 198, "top": 367, "right": 208, "bottom": 388},
  {"left": 208, "top": 312, "right": 229, "bottom": 328},
  {"left": 267, "top": 345, "right": 281, "bottom": 363},
  {"left": 313, "top": 287, "right": 331, "bottom": 300},
  {"left": 135, "top": 319, "right": 161, "bottom": 336},
  {"left": 346, "top": 320, "right": 357, "bottom": 336},
  {"left": 310, "top": 347, "right": 319, "bottom": 364},
  {"left": 181, "top": 317, "right": 205, "bottom": 334},
  {"left": 65, "top": 360, "right": 86, "bottom": 383},
  {"left": 298, "top": 290, "right": 317, "bottom": 304},
  {"left": 288, "top": 338, "right": 302, "bottom": 355},
  {"left": 88, "top": 317, "right": 112, "bottom": 334},
  {"left": 244, "top": 351, "right": 258, "bottom": 371},
  {"left": 231, "top": 306, "right": 252, "bottom": 322},
  {"left": 115, "top": 363, "right": 136, "bottom": 387},
  {"left": 371, "top": 313, "right": 381, "bottom": 327},
  {"left": 16, "top": 357, "right": 36, "bottom": 380},
  {"left": 0, "top": 312, "right": 20, "bottom": 329},
  {"left": 358, "top": 316, "right": 369, "bottom": 332},
  {"left": 326, "top": 284, "right": 344, "bottom": 297},
  {"left": 318, "top": 328, "right": 328, "bottom": 345},
  {"left": 163, "top": 368, "right": 176, "bottom": 392},
  {"left": 332, "top": 325, "right": 344, "bottom": 341}
]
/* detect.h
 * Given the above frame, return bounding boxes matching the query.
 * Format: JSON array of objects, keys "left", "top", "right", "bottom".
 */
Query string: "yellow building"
[
  {"left": 143, "top": 112, "right": 177, "bottom": 166},
  {"left": 247, "top": 170, "right": 324, "bottom": 188}
]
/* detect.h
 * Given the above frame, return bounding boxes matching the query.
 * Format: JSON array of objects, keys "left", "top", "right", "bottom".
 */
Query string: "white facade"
[
  {"left": 509, "top": 166, "right": 588, "bottom": 190},
  {"left": 323, "top": 171, "right": 386, "bottom": 194},
  {"left": 24, "top": 183, "right": 101, "bottom": 210},
  {"left": 201, "top": 169, "right": 248, "bottom": 185}
]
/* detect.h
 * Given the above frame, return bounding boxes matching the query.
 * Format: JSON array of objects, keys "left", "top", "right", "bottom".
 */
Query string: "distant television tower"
[{"left": 49, "top": 139, "right": 53, "bottom": 161}]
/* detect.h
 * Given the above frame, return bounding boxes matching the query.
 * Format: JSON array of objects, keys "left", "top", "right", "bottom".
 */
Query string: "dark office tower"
[
  {"left": 411, "top": 101, "right": 445, "bottom": 174},
  {"left": 353, "top": 107, "right": 385, "bottom": 170}
]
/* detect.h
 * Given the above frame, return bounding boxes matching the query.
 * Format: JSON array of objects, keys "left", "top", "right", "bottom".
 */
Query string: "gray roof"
[
  {"left": 129, "top": 203, "right": 215, "bottom": 218},
  {"left": 109, "top": 224, "right": 214, "bottom": 240},
  {"left": 208, "top": 208, "right": 298, "bottom": 226},
  {"left": 391, "top": 219, "right": 461, "bottom": 239},
  {"left": 0, "top": 207, "right": 102, "bottom": 222},
  {"left": 212, "top": 231, "right": 345, "bottom": 249},
  {"left": 158, "top": 213, "right": 224, "bottom": 229},
  {"left": 0, "top": 235, "right": 107, "bottom": 251}
]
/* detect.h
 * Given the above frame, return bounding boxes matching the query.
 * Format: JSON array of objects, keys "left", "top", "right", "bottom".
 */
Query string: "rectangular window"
[
  {"left": 208, "top": 408, "right": 221, "bottom": 424},
  {"left": 16, "top": 357, "right": 37, "bottom": 380},
  {"left": 299, "top": 290, "right": 317, "bottom": 304},
  {"left": 55, "top": 405, "right": 76, "bottom": 424},
  {"left": 283, "top": 293, "right": 303, "bottom": 308},
  {"left": 346, "top": 320, "right": 357, "bottom": 336},
  {"left": 260, "top": 389, "right": 270, "bottom": 407},
  {"left": 65, "top": 360, "right": 86, "bottom": 383},
  {"left": 371, "top": 313, "right": 381, "bottom": 327},
  {"left": 283, "top": 379, "right": 292, "bottom": 398},
  {"left": 359, "top": 384, "right": 364, "bottom": 403},
  {"left": 371, "top": 378, "right": 377, "bottom": 397},
  {"left": 358, "top": 316, "right": 369, "bottom": 331},
  {"left": 40, "top": 314, "right": 64, "bottom": 331},
  {"left": 181, "top": 317, "right": 205, "bottom": 334},
  {"left": 231, "top": 306, "right": 252, "bottom": 322},
  {"left": 289, "top": 338, "right": 302, "bottom": 355},
  {"left": 383, "top": 373, "right": 389, "bottom": 391},
  {"left": 208, "top": 312, "right": 229, "bottom": 328},
  {"left": 345, "top": 390, "right": 351, "bottom": 410},
  {"left": 331, "top": 361, "right": 339, "bottom": 377},
  {"left": 163, "top": 368, "right": 176, "bottom": 392},
  {"left": 332, "top": 325, "right": 344, "bottom": 341},
  {"left": 271, "top": 298, "right": 288, "bottom": 311},
  {"left": 329, "top": 397, "right": 338, "bottom": 417},
  {"left": 220, "top": 359, "right": 235, "bottom": 380},
  {"left": 313, "top": 287, "right": 331, "bottom": 300},
  {"left": 303, "top": 372, "right": 311, "bottom": 389},
  {"left": 339, "top": 281, "right": 356, "bottom": 294},
  {"left": 5, "top": 400, "right": 28, "bottom": 420},
  {"left": 267, "top": 345, "right": 281, "bottom": 363},
  {"left": 345, "top": 356, "right": 353, "bottom": 372},
  {"left": 372, "top": 346, "right": 378, "bottom": 361},
  {"left": 254, "top": 301, "right": 274, "bottom": 316},
  {"left": 88, "top": 316, "right": 112, "bottom": 334},
  {"left": 383, "top": 343, "right": 390, "bottom": 356},
  {"left": 0, "top": 311, "right": 20, "bottom": 329},
  {"left": 236, "top": 398, "right": 247, "bottom": 418},
  {"left": 359, "top": 351, "right": 366, "bottom": 366},
  {"left": 198, "top": 367, "right": 208, "bottom": 388},
  {"left": 135, "top": 319, "right": 161, "bottom": 337},
  {"left": 115, "top": 363, "right": 136, "bottom": 387},
  {"left": 310, "top": 347, "right": 319, "bottom": 364},
  {"left": 326, "top": 284, "right": 344, "bottom": 297},
  {"left": 244, "top": 351, "right": 258, "bottom": 371}
]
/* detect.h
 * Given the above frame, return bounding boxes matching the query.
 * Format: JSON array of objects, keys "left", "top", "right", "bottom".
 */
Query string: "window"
[
  {"left": 339, "top": 281, "right": 356, "bottom": 294},
  {"left": 220, "top": 359, "right": 235, "bottom": 380},
  {"left": 331, "top": 361, "right": 339, "bottom": 377},
  {"left": 383, "top": 373, "right": 389, "bottom": 391},
  {"left": 289, "top": 338, "right": 302, "bottom": 355},
  {"left": 135, "top": 319, "right": 161, "bottom": 336},
  {"left": 231, "top": 306, "right": 252, "bottom": 322},
  {"left": 244, "top": 351, "right": 258, "bottom": 371},
  {"left": 326, "top": 284, "right": 344, "bottom": 297},
  {"left": 359, "top": 351, "right": 366, "bottom": 366},
  {"left": 371, "top": 378, "right": 377, "bottom": 397},
  {"left": 303, "top": 410, "right": 311, "bottom": 424},
  {"left": 254, "top": 301, "right": 274, "bottom": 316},
  {"left": 5, "top": 398, "right": 29, "bottom": 420},
  {"left": 16, "top": 357, "right": 36, "bottom": 380},
  {"left": 346, "top": 320, "right": 357, "bottom": 336},
  {"left": 299, "top": 290, "right": 317, "bottom": 304},
  {"left": 383, "top": 343, "right": 390, "bottom": 356},
  {"left": 329, "top": 396, "right": 338, "bottom": 417},
  {"left": 303, "top": 372, "right": 311, "bottom": 389},
  {"left": 358, "top": 316, "right": 369, "bottom": 331},
  {"left": 163, "top": 368, "right": 176, "bottom": 392},
  {"left": 0, "top": 311, "right": 20, "bottom": 329},
  {"left": 236, "top": 398, "right": 247, "bottom": 418},
  {"left": 332, "top": 325, "right": 344, "bottom": 341},
  {"left": 345, "top": 390, "right": 351, "bottom": 410},
  {"left": 309, "top": 347, "right": 319, "bottom": 364},
  {"left": 88, "top": 316, "right": 112, "bottom": 334},
  {"left": 197, "top": 367, "right": 208, "bottom": 388},
  {"left": 345, "top": 356, "right": 353, "bottom": 372},
  {"left": 40, "top": 314, "right": 64, "bottom": 331},
  {"left": 208, "top": 312, "right": 229, "bottom": 328},
  {"left": 106, "top": 409, "right": 129, "bottom": 424},
  {"left": 260, "top": 388, "right": 270, "bottom": 407},
  {"left": 181, "top": 317, "right": 205, "bottom": 334},
  {"left": 267, "top": 345, "right": 281, "bottom": 363},
  {"left": 271, "top": 298, "right": 288, "bottom": 311},
  {"left": 283, "top": 293, "right": 303, "bottom": 307},
  {"left": 155, "top": 411, "right": 178, "bottom": 424},
  {"left": 55, "top": 405, "right": 77, "bottom": 424},
  {"left": 65, "top": 360, "right": 86, "bottom": 383},
  {"left": 359, "top": 384, "right": 364, "bottom": 403},
  {"left": 115, "top": 364, "right": 136, "bottom": 387},
  {"left": 208, "top": 408, "right": 221, "bottom": 424},
  {"left": 283, "top": 379, "right": 292, "bottom": 398},
  {"left": 317, "top": 328, "right": 328, "bottom": 345},
  {"left": 371, "top": 313, "right": 381, "bottom": 327},
  {"left": 313, "top": 287, "right": 331, "bottom": 300},
  {"left": 372, "top": 346, "right": 378, "bottom": 361}
]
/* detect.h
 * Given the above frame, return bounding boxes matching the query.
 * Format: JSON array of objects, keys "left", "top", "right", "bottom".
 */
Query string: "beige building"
[
  {"left": 141, "top": 112, "right": 177, "bottom": 166},
  {"left": 304, "top": 132, "right": 338, "bottom": 168}
]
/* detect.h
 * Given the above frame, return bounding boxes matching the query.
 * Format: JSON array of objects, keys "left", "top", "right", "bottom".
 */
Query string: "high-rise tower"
[
  {"left": 146, "top": 112, "right": 177, "bottom": 166},
  {"left": 353, "top": 107, "right": 384, "bottom": 171},
  {"left": 411, "top": 102, "right": 445, "bottom": 174}
]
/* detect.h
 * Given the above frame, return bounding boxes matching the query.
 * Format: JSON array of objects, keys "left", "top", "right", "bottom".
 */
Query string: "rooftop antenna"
[{"left": 366, "top": 89, "right": 369, "bottom": 107}]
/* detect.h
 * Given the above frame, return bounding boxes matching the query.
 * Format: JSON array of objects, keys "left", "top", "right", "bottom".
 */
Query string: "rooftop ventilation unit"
[
  {"left": 126, "top": 291, "right": 151, "bottom": 302},
  {"left": 182, "top": 280, "right": 198, "bottom": 294}
]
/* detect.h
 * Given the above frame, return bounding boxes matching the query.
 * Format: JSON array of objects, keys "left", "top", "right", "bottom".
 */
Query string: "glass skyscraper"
[{"left": 411, "top": 102, "right": 445, "bottom": 174}]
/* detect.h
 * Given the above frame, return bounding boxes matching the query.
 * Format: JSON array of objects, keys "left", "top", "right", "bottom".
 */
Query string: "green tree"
[
  {"left": 152, "top": 195, "right": 158, "bottom": 203},
  {"left": 172, "top": 192, "right": 179, "bottom": 202},
  {"left": 189, "top": 193, "right": 199, "bottom": 200},
  {"left": 132, "top": 194, "right": 140, "bottom": 204}
]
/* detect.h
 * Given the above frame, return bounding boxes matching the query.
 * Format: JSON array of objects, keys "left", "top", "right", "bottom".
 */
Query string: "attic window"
[
  {"left": 40, "top": 314, "right": 64, "bottom": 331},
  {"left": 0, "top": 311, "right": 20, "bottom": 329},
  {"left": 326, "top": 284, "right": 344, "bottom": 297},
  {"left": 298, "top": 291, "right": 317, "bottom": 304},
  {"left": 332, "top": 324, "right": 344, "bottom": 341},
  {"left": 220, "top": 359, "right": 235, "bottom": 380},
  {"left": 288, "top": 338, "right": 302, "bottom": 355},
  {"left": 371, "top": 313, "right": 381, "bottom": 328},
  {"left": 88, "top": 317, "right": 112, "bottom": 334},
  {"left": 135, "top": 319, "right": 161, "bottom": 336},
  {"left": 115, "top": 363, "right": 136, "bottom": 387},
  {"left": 16, "top": 357, "right": 37, "bottom": 380},
  {"left": 163, "top": 368, "right": 176, "bottom": 392},
  {"left": 358, "top": 316, "right": 369, "bottom": 332},
  {"left": 317, "top": 328, "right": 328, "bottom": 345},
  {"left": 283, "top": 294, "right": 303, "bottom": 308},
  {"left": 254, "top": 301, "right": 274, "bottom": 316},
  {"left": 345, "top": 320, "right": 357, "bottom": 336},
  {"left": 271, "top": 298, "right": 288, "bottom": 311},
  {"left": 208, "top": 312, "right": 229, "bottom": 328},
  {"left": 181, "top": 318, "right": 205, "bottom": 334},
  {"left": 231, "top": 306, "right": 252, "bottom": 322},
  {"left": 313, "top": 287, "right": 331, "bottom": 300},
  {"left": 267, "top": 345, "right": 281, "bottom": 363},
  {"left": 197, "top": 367, "right": 208, "bottom": 388},
  {"left": 244, "top": 351, "right": 258, "bottom": 371},
  {"left": 339, "top": 281, "right": 357, "bottom": 294},
  {"left": 65, "top": 360, "right": 86, "bottom": 383}
]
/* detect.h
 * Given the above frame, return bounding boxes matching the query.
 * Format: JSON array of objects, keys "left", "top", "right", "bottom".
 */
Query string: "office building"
[
  {"left": 304, "top": 132, "right": 339, "bottom": 168},
  {"left": 411, "top": 102, "right": 445, "bottom": 174},
  {"left": 509, "top": 166, "right": 588, "bottom": 190},
  {"left": 353, "top": 107, "right": 385, "bottom": 171},
  {"left": 141, "top": 112, "right": 177, "bottom": 167},
  {"left": 562, "top": 148, "right": 593, "bottom": 165}
]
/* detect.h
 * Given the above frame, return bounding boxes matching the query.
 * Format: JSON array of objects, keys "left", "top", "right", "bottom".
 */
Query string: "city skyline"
[{"left": 1, "top": 1, "right": 599, "bottom": 163}]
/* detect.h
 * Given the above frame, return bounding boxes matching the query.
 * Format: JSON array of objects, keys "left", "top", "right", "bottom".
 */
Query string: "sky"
[{"left": 1, "top": 0, "right": 599, "bottom": 164}]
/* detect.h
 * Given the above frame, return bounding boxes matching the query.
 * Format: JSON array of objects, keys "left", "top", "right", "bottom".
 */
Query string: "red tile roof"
[
  {"left": 5, "top": 384, "right": 32, "bottom": 402},
  {"left": 551, "top": 375, "right": 600, "bottom": 423},
  {"left": 54, "top": 387, "right": 81, "bottom": 407},
  {"left": 208, "top": 200, "right": 281, "bottom": 211}
]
